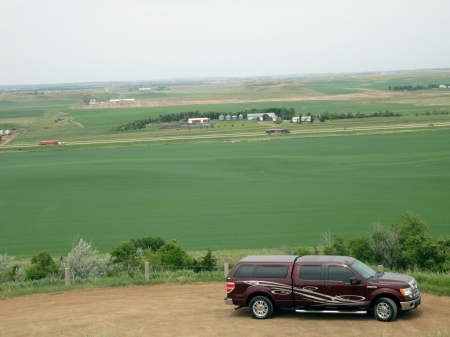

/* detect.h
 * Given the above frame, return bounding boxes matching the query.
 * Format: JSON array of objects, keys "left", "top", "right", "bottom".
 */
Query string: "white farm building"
[
  {"left": 247, "top": 113, "right": 277, "bottom": 121},
  {"left": 187, "top": 117, "right": 210, "bottom": 124}
]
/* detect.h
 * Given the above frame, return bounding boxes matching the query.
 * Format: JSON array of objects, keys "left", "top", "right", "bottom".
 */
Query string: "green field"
[
  {"left": 1, "top": 130, "right": 449, "bottom": 256},
  {"left": 1, "top": 71, "right": 450, "bottom": 256}
]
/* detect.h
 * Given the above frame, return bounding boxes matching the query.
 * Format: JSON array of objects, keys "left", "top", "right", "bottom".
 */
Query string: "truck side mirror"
[{"left": 350, "top": 277, "right": 360, "bottom": 285}]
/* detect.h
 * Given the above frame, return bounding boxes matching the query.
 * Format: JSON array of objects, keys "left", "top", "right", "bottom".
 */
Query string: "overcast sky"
[{"left": 2, "top": 0, "right": 450, "bottom": 85}]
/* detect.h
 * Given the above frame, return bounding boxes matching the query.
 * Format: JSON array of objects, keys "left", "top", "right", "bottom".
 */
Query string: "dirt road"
[{"left": 0, "top": 283, "right": 449, "bottom": 337}]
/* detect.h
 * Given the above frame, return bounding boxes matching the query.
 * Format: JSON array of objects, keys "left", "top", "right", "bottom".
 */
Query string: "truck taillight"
[{"left": 226, "top": 282, "right": 235, "bottom": 293}]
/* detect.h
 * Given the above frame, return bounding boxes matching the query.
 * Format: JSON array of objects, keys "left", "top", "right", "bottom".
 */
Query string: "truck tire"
[
  {"left": 249, "top": 296, "right": 273, "bottom": 319},
  {"left": 373, "top": 297, "right": 398, "bottom": 322}
]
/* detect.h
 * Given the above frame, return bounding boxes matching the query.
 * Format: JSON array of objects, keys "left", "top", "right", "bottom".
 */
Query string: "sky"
[{"left": 1, "top": 0, "right": 450, "bottom": 85}]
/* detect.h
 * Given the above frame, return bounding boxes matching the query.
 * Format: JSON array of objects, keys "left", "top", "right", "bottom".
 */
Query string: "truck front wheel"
[
  {"left": 373, "top": 297, "right": 398, "bottom": 322},
  {"left": 249, "top": 296, "right": 273, "bottom": 319}
]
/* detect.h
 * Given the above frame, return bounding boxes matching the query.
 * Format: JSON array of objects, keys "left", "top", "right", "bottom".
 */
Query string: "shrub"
[
  {"left": 61, "top": 239, "right": 111, "bottom": 279},
  {"left": 155, "top": 239, "right": 193, "bottom": 270},
  {"left": 292, "top": 247, "right": 312, "bottom": 256},
  {"left": 26, "top": 251, "right": 58, "bottom": 280},
  {"left": 0, "top": 253, "right": 24, "bottom": 282},
  {"left": 193, "top": 248, "right": 217, "bottom": 273},
  {"left": 110, "top": 241, "right": 143, "bottom": 276},
  {"left": 131, "top": 236, "right": 166, "bottom": 252}
]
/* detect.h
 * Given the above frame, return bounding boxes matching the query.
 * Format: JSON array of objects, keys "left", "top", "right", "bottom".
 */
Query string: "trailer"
[{"left": 39, "top": 140, "right": 64, "bottom": 145}]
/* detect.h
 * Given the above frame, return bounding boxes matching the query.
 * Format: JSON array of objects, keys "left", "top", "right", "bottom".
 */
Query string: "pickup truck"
[{"left": 224, "top": 255, "right": 421, "bottom": 322}]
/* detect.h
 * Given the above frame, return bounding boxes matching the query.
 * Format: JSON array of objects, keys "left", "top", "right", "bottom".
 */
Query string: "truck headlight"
[{"left": 400, "top": 288, "right": 413, "bottom": 297}]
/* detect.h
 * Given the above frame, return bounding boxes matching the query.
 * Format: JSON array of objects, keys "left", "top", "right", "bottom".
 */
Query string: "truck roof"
[{"left": 238, "top": 255, "right": 356, "bottom": 264}]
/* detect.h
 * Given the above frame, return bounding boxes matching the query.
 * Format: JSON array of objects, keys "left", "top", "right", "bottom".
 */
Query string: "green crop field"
[
  {"left": 1, "top": 130, "right": 449, "bottom": 256},
  {"left": 1, "top": 71, "right": 450, "bottom": 257}
]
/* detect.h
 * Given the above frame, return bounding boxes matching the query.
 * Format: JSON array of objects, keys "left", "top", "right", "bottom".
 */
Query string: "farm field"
[
  {"left": 0, "top": 130, "right": 449, "bottom": 256},
  {"left": 1, "top": 71, "right": 450, "bottom": 256}
]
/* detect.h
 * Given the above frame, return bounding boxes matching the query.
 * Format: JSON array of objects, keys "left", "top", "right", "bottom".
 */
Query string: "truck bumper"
[
  {"left": 224, "top": 297, "right": 234, "bottom": 305},
  {"left": 400, "top": 295, "right": 421, "bottom": 311}
]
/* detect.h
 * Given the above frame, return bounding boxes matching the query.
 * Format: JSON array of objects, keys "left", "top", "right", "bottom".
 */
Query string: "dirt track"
[{"left": 0, "top": 283, "right": 449, "bottom": 337}]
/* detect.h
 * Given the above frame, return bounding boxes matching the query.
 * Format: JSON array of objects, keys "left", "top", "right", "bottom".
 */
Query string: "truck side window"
[
  {"left": 234, "top": 265, "right": 288, "bottom": 278},
  {"left": 299, "top": 265, "right": 323, "bottom": 280},
  {"left": 253, "top": 265, "right": 289, "bottom": 278},
  {"left": 328, "top": 266, "right": 355, "bottom": 284},
  {"left": 234, "top": 265, "right": 256, "bottom": 278}
]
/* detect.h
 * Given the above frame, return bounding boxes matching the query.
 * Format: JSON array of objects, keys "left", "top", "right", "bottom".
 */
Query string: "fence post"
[
  {"left": 224, "top": 262, "right": 229, "bottom": 277},
  {"left": 145, "top": 261, "right": 150, "bottom": 281},
  {"left": 65, "top": 268, "right": 71, "bottom": 287}
]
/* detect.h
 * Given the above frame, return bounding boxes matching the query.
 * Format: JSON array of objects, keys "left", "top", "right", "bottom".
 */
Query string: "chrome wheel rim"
[
  {"left": 376, "top": 302, "right": 391, "bottom": 319},
  {"left": 252, "top": 300, "right": 269, "bottom": 318}
]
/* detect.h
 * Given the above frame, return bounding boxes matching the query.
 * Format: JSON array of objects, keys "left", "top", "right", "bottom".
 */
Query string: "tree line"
[
  {"left": 388, "top": 84, "right": 448, "bottom": 91},
  {"left": 316, "top": 110, "right": 402, "bottom": 122},
  {"left": 117, "top": 107, "right": 296, "bottom": 131}
]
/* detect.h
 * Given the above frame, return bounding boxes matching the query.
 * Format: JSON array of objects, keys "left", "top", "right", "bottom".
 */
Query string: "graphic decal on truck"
[{"left": 243, "top": 280, "right": 366, "bottom": 306}]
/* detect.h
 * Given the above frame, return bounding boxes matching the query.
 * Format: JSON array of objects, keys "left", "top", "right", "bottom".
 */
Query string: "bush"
[
  {"left": 0, "top": 253, "right": 24, "bottom": 282},
  {"left": 131, "top": 236, "right": 166, "bottom": 252},
  {"left": 155, "top": 239, "right": 193, "bottom": 270},
  {"left": 110, "top": 241, "right": 143, "bottom": 276},
  {"left": 61, "top": 239, "right": 111, "bottom": 279},
  {"left": 26, "top": 251, "right": 58, "bottom": 280},
  {"left": 292, "top": 247, "right": 313, "bottom": 256},
  {"left": 193, "top": 248, "right": 217, "bottom": 273}
]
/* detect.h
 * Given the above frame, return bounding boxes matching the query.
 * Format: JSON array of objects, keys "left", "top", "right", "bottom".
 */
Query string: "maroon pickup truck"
[{"left": 224, "top": 255, "right": 421, "bottom": 322}]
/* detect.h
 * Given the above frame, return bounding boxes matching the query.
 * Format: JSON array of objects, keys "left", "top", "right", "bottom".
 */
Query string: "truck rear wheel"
[
  {"left": 249, "top": 296, "right": 273, "bottom": 319},
  {"left": 373, "top": 297, "right": 398, "bottom": 322}
]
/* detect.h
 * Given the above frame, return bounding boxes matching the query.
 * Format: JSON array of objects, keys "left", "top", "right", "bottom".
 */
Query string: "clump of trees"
[{"left": 321, "top": 212, "right": 450, "bottom": 272}]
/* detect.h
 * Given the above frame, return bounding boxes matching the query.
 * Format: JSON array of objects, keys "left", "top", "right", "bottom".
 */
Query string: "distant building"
[
  {"left": 292, "top": 116, "right": 312, "bottom": 123},
  {"left": 187, "top": 118, "right": 210, "bottom": 124},
  {"left": 247, "top": 113, "right": 277, "bottom": 121}
]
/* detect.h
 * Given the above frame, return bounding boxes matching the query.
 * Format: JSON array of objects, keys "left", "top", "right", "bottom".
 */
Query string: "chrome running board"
[{"left": 295, "top": 309, "right": 367, "bottom": 315}]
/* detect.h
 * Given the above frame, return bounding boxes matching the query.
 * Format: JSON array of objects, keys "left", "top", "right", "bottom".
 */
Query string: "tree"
[
  {"left": 197, "top": 248, "right": 217, "bottom": 272},
  {"left": 322, "top": 232, "right": 349, "bottom": 256},
  {"left": 396, "top": 212, "right": 449, "bottom": 271},
  {"left": 26, "top": 251, "right": 58, "bottom": 280},
  {"left": 369, "top": 223, "right": 400, "bottom": 270},
  {"left": 156, "top": 239, "right": 192, "bottom": 270},
  {"left": 111, "top": 241, "right": 143, "bottom": 276},
  {"left": 348, "top": 236, "right": 372, "bottom": 263}
]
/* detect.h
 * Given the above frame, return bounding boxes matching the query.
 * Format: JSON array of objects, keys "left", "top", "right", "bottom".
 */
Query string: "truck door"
[
  {"left": 324, "top": 265, "right": 368, "bottom": 310},
  {"left": 292, "top": 264, "right": 327, "bottom": 308}
]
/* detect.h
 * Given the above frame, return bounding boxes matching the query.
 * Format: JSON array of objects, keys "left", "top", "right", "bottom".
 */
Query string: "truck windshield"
[{"left": 350, "top": 259, "right": 377, "bottom": 279}]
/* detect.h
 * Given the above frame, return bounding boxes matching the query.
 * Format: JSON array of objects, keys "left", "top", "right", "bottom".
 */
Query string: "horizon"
[{"left": 2, "top": 67, "right": 450, "bottom": 89}]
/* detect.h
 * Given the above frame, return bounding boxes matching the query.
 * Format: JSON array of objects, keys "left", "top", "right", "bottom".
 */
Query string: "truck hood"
[{"left": 372, "top": 272, "right": 413, "bottom": 286}]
